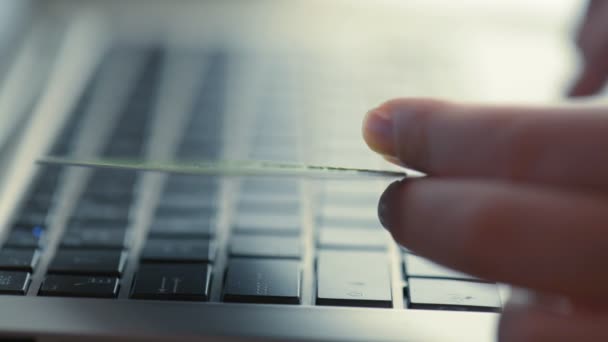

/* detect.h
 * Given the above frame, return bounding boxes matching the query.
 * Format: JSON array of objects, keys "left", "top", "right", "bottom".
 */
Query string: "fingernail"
[
  {"left": 382, "top": 154, "right": 405, "bottom": 167},
  {"left": 378, "top": 180, "right": 404, "bottom": 230},
  {"left": 363, "top": 108, "right": 395, "bottom": 156}
]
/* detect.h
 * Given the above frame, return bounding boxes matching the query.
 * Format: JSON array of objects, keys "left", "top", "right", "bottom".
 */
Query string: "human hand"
[
  {"left": 363, "top": 98, "right": 608, "bottom": 341},
  {"left": 569, "top": 0, "right": 608, "bottom": 97}
]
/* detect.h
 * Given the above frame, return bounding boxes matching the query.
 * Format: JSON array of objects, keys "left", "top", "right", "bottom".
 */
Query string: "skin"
[{"left": 362, "top": 3, "right": 608, "bottom": 340}]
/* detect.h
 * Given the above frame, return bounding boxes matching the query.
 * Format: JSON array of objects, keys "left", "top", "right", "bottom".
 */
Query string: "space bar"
[{"left": 316, "top": 250, "right": 392, "bottom": 308}]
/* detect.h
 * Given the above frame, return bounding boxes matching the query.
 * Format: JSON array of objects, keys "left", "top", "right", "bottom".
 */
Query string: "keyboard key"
[
  {"left": 407, "top": 278, "right": 501, "bottom": 312},
  {"left": 156, "top": 194, "right": 217, "bottom": 211},
  {"left": 230, "top": 235, "right": 301, "bottom": 259},
  {"left": 61, "top": 229, "right": 128, "bottom": 249},
  {"left": 4, "top": 227, "right": 45, "bottom": 248},
  {"left": 155, "top": 206, "right": 216, "bottom": 219},
  {"left": 0, "top": 271, "right": 30, "bottom": 295},
  {"left": 316, "top": 251, "right": 392, "bottom": 308},
  {"left": 241, "top": 179, "right": 299, "bottom": 195},
  {"left": 163, "top": 177, "right": 218, "bottom": 194},
  {"left": 0, "top": 249, "right": 39, "bottom": 271},
  {"left": 148, "top": 217, "right": 215, "bottom": 238},
  {"left": 141, "top": 239, "right": 215, "bottom": 263},
  {"left": 237, "top": 197, "right": 300, "bottom": 216},
  {"left": 404, "top": 254, "right": 476, "bottom": 280},
  {"left": 319, "top": 206, "right": 379, "bottom": 224},
  {"left": 13, "top": 212, "right": 49, "bottom": 227},
  {"left": 223, "top": 259, "right": 301, "bottom": 304},
  {"left": 68, "top": 217, "right": 130, "bottom": 230},
  {"left": 79, "top": 189, "right": 134, "bottom": 203},
  {"left": 48, "top": 249, "right": 127, "bottom": 276},
  {"left": 131, "top": 263, "right": 212, "bottom": 301},
  {"left": 39, "top": 275, "right": 119, "bottom": 298},
  {"left": 318, "top": 228, "right": 388, "bottom": 250},
  {"left": 233, "top": 214, "right": 300, "bottom": 235},
  {"left": 72, "top": 202, "right": 131, "bottom": 220}
]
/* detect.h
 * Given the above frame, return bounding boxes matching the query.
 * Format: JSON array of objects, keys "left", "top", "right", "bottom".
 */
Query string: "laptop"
[{"left": 0, "top": 1, "right": 575, "bottom": 341}]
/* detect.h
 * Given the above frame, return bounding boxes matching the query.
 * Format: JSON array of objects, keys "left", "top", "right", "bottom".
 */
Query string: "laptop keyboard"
[{"left": 0, "top": 45, "right": 502, "bottom": 312}]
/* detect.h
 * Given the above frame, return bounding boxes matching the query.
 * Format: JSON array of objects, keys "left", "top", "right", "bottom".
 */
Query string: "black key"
[
  {"left": 39, "top": 275, "right": 119, "bottom": 298},
  {"left": 4, "top": 227, "right": 45, "bottom": 248},
  {"left": 237, "top": 197, "right": 300, "bottom": 216},
  {"left": 13, "top": 212, "right": 49, "bottom": 227},
  {"left": 319, "top": 206, "right": 379, "bottom": 226},
  {"left": 48, "top": 249, "right": 126, "bottom": 276},
  {"left": 131, "top": 263, "right": 212, "bottom": 301},
  {"left": 141, "top": 239, "right": 215, "bottom": 263},
  {"left": 404, "top": 254, "right": 476, "bottom": 280},
  {"left": 241, "top": 179, "right": 299, "bottom": 194},
  {"left": 79, "top": 189, "right": 134, "bottom": 203},
  {"left": 156, "top": 193, "right": 217, "bottom": 211},
  {"left": 233, "top": 214, "right": 300, "bottom": 235},
  {"left": 316, "top": 251, "right": 392, "bottom": 308},
  {"left": 230, "top": 235, "right": 301, "bottom": 259},
  {"left": 0, "top": 271, "right": 30, "bottom": 295},
  {"left": 61, "top": 229, "right": 128, "bottom": 249},
  {"left": 318, "top": 228, "right": 388, "bottom": 250},
  {"left": 163, "top": 177, "right": 218, "bottom": 194},
  {"left": 407, "top": 278, "right": 501, "bottom": 312},
  {"left": 148, "top": 217, "right": 215, "bottom": 238},
  {"left": 0, "top": 249, "right": 39, "bottom": 271},
  {"left": 72, "top": 202, "right": 131, "bottom": 220},
  {"left": 223, "top": 259, "right": 301, "bottom": 304},
  {"left": 68, "top": 217, "right": 130, "bottom": 230},
  {"left": 318, "top": 217, "right": 381, "bottom": 231},
  {"left": 155, "top": 206, "right": 215, "bottom": 219}
]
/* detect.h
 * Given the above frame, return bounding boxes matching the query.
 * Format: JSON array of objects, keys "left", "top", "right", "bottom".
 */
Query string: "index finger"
[{"left": 363, "top": 98, "right": 608, "bottom": 191}]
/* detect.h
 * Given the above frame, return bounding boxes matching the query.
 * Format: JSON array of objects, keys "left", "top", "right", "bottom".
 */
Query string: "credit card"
[{"left": 37, "top": 156, "right": 407, "bottom": 179}]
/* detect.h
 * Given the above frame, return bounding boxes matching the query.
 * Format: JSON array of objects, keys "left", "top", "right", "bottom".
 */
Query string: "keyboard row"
[{"left": 0, "top": 246, "right": 501, "bottom": 311}]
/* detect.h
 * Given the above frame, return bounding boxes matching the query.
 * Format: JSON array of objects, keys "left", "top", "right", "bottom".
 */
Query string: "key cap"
[
  {"left": 131, "top": 263, "right": 212, "bottom": 301},
  {"left": 318, "top": 216, "right": 381, "bottom": 230},
  {"left": 316, "top": 251, "right": 392, "bottom": 308},
  {"left": 237, "top": 197, "right": 300, "bottom": 216},
  {"left": 61, "top": 229, "right": 128, "bottom": 249},
  {"left": 0, "top": 271, "right": 30, "bottom": 295},
  {"left": 319, "top": 206, "right": 379, "bottom": 224},
  {"left": 156, "top": 194, "right": 218, "bottom": 211},
  {"left": 223, "top": 258, "right": 301, "bottom": 304},
  {"left": 148, "top": 217, "right": 215, "bottom": 238},
  {"left": 318, "top": 228, "right": 388, "bottom": 250},
  {"left": 241, "top": 179, "right": 299, "bottom": 194},
  {"left": 72, "top": 202, "right": 131, "bottom": 220},
  {"left": 233, "top": 214, "right": 300, "bottom": 235},
  {"left": 79, "top": 189, "right": 134, "bottom": 203},
  {"left": 0, "top": 249, "right": 39, "bottom": 271},
  {"left": 39, "top": 275, "right": 119, "bottom": 298},
  {"left": 164, "top": 177, "right": 218, "bottom": 194},
  {"left": 404, "top": 254, "right": 476, "bottom": 280},
  {"left": 407, "top": 278, "right": 501, "bottom": 312},
  {"left": 141, "top": 239, "right": 215, "bottom": 263},
  {"left": 230, "top": 235, "right": 301, "bottom": 259},
  {"left": 155, "top": 206, "right": 216, "bottom": 219},
  {"left": 4, "top": 227, "right": 45, "bottom": 248},
  {"left": 48, "top": 249, "right": 127, "bottom": 276},
  {"left": 68, "top": 217, "right": 130, "bottom": 230}
]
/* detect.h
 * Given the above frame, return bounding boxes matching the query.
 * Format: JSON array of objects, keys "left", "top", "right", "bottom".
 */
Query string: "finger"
[
  {"left": 569, "top": 58, "right": 608, "bottom": 97},
  {"left": 363, "top": 98, "right": 608, "bottom": 191},
  {"left": 499, "top": 299, "right": 608, "bottom": 342},
  {"left": 570, "top": 1, "right": 608, "bottom": 97},
  {"left": 378, "top": 178, "right": 608, "bottom": 300}
]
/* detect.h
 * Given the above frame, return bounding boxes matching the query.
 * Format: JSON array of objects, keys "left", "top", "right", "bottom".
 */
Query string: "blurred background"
[{"left": 0, "top": 0, "right": 591, "bottom": 168}]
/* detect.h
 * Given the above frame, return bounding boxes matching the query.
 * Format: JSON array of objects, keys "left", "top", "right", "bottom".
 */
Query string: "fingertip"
[
  {"left": 363, "top": 97, "right": 450, "bottom": 160},
  {"left": 378, "top": 179, "right": 408, "bottom": 231},
  {"left": 362, "top": 107, "right": 395, "bottom": 156}
]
